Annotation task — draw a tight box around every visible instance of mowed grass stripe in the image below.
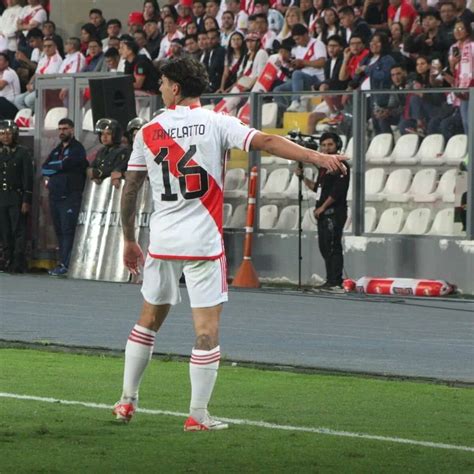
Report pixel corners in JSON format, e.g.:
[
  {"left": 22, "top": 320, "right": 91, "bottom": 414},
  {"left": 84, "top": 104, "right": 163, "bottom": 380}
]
[{"left": 1, "top": 392, "right": 473, "bottom": 453}]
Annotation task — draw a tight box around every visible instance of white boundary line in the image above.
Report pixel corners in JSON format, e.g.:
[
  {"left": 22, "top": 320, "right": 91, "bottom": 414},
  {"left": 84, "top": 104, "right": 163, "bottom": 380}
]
[{"left": 1, "top": 392, "right": 473, "bottom": 453}]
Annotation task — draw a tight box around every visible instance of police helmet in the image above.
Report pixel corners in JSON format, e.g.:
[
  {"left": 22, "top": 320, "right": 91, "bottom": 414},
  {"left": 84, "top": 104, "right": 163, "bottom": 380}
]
[
  {"left": 126, "top": 117, "right": 147, "bottom": 141},
  {"left": 0, "top": 120, "right": 19, "bottom": 143},
  {"left": 319, "top": 132, "right": 343, "bottom": 153},
  {"left": 94, "top": 118, "right": 123, "bottom": 145}
]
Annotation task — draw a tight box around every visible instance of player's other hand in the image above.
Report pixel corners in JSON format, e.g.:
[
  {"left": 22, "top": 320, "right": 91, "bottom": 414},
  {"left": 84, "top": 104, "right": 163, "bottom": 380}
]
[
  {"left": 124, "top": 241, "right": 144, "bottom": 276},
  {"left": 315, "top": 153, "right": 348, "bottom": 174}
]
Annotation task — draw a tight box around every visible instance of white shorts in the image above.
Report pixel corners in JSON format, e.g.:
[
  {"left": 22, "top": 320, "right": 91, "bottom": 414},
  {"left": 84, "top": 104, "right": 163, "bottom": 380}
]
[{"left": 141, "top": 254, "right": 228, "bottom": 308}]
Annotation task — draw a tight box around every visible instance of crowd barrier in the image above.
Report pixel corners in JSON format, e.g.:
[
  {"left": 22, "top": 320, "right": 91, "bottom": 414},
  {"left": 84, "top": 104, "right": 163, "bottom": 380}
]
[{"left": 69, "top": 177, "right": 153, "bottom": 282}]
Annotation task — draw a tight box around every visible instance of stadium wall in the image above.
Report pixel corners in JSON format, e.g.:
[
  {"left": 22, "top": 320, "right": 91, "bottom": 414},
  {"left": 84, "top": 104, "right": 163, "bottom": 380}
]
[
  {"left": 224, "top": 232, "right": 474, "bottom": 294},
  {"left": 50, "top": 0, "right": 143, "bottom": 39}
]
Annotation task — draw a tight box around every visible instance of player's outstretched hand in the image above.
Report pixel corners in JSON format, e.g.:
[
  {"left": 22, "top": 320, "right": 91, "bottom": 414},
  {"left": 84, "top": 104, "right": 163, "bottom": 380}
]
[
  {"left": 124, "top": 241, "right": 145, "bottom": 276},
  {"left": 315, "top": 153, "right": 348, "bottom": 174}
]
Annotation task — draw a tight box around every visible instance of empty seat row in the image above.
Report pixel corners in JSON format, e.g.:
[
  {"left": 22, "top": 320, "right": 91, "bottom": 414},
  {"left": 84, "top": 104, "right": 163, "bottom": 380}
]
[
  {"left": 349, "top": 167, "right": 457, "bottom": 203},
  {"left": 226, "top": 166, "right": 458, "bottom": 204},
  {"left": 224, "top": 167, "right": 317, "bottom": 200},
  {"left": 224, "top": 204, "right": 463, "bottom": 236},
  {"left": 366, "top": 133, "right": 467, "bottom": 166}
]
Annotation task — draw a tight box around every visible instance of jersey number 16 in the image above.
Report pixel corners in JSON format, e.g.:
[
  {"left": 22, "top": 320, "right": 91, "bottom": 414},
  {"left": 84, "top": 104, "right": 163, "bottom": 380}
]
[{"left": 154, "top": 145, "right": 209, "bottom": 201}]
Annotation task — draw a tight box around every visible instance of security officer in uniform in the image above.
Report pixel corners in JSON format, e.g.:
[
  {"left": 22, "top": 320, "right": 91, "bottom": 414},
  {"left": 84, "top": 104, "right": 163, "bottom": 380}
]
[
  {"left": 88, "top": 119, "right": 129, "bottom": 189},
  {"left": 125, "top": 117, "right": 147, "bottom": 148},
  {"left": 0, "top": 120, "right": 34, "bottom": 273},
  {"left": 296, "top": 132, "right": 350, "bottom": 292}
]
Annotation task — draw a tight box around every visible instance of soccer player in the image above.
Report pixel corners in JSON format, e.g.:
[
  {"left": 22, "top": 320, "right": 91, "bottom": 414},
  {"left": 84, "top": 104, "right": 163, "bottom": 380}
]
[{"left": 113, "top": 56, "right": 346, "bottom": 430}]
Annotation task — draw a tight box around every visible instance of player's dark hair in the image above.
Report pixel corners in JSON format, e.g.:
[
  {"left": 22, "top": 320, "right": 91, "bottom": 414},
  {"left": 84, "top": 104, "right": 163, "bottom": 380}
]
[
  {"left": 89, "top": 8, "right": 103, "bottom": 16},
  {"left": 160, "top": 57, "right": 209, "bottom": 98},
  {"left": 0, "top": 52, "right": 10, "bottom": 63}
]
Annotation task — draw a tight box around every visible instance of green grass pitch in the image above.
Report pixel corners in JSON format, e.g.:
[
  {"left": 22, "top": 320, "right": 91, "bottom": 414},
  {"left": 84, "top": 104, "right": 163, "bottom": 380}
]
[{"left": 1, "top": 348, "right": 473, "bottom": 473}]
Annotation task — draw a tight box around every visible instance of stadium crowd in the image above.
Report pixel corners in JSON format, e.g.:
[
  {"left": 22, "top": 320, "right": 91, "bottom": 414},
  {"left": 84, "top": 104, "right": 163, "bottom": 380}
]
[{"left": 0, "top": 0, "right": 473, "bottom": 137}]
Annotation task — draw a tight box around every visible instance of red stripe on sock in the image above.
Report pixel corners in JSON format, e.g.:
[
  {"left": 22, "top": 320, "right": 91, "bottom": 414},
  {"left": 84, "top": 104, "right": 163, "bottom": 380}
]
[
  {"left": 131, "top": 328, "right": 155, "bottom": 341},
  {"left": 190, "top": 356, "right": 221, "bottom": 365},
  {"left": 191, "top": 351, "right": 220, "bottom": 360},
  {"left": 128, "top": 335, "right": 154, "bottom": 347}
]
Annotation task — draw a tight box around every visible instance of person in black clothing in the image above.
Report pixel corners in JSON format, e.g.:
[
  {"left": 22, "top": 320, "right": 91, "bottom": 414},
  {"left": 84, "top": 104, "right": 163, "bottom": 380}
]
[
  {"left": 439, "top": 1, "right": 457, "bottom": 46},
  {"left": 372, "top": 64, "right": 412, "bottom": 134},
  {"left": 0, "top": 121, "right": 34, "bottom": 273},
  {"left": 89, "top": 8, "right": 108, "bottom": 40},
  {"left": 206, "top": 28, "right": 226, "bottom": 92},
  {"left": 339, "top": 6, "right": 372, "bottom": 47},
  {"left": 143, "top": 19, "right": 162, "bottom": 60},
  {"left": 296, "top": 132, "right": 350, "bottom": 292},
  {"left": 42, "top": 119, "right": 88, "bottom": 277},
  {"left": 88, "top": 119, "right": 129, "bottom": 189},
  {"left": 404, "top": 8, "right": 451, "bottom": 63},
  {"left": 120, "top": 39, "right": 160, "bottom": 94}
]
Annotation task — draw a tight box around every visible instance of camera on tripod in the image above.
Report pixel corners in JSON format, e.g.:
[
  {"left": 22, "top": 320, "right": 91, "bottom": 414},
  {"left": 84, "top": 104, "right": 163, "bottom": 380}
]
[{"left": 285, "top": 130, "right": 319, "bottom": 151}]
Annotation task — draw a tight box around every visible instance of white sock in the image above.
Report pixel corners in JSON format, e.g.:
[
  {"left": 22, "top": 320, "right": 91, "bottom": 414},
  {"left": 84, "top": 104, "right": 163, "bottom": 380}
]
[
  {"left": 121, "top": 324, "right": 156, "bottom": 404},
  {"left": 189, "top": 345, "right": 220, "bottom": 422}
]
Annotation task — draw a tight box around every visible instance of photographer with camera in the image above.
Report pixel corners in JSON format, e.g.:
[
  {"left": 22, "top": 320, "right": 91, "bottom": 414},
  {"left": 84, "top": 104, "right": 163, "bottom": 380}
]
[{"left": 295, "top": 132, "right": 350, "bottom": 293}]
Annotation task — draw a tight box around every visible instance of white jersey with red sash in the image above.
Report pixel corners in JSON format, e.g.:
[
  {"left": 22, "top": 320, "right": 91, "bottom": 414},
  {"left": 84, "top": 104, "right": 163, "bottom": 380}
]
[
  {"left": 19, "top": 5, "right": 47, "bottom": 29},
  {"left": 59, "top": 52, "right": 86, "bottom": 74},
  {"left": 36, "top": 52, "right": 62, "bottom": 75},
  {"left": 291, "top": 37, "right": 327, "bottom": 81},
  {"left": 127, "top": 105, "right": 258, "bottom": 259},
  {"left": 451, "top": 40, "right": 474, "bottom": 105},
  {"left": 157, "top": 31, "right": 185, "bottom": 60}
]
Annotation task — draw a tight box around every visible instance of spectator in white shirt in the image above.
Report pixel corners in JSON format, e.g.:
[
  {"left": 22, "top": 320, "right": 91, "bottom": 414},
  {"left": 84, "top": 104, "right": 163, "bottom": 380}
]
[
  {"left": 0, "top": 53, "right": 21, "bottom": 119},
  {"left": 58, "top": 38, "right": 86, "bottom": 103},
  {"left": 14, "top": 38, "right": 62, "bottom": 112},
  {"left": 220, "top": 11, "right": 236, "bottom": 47},
  {"left": 0, "top": 0, "right": 23, "bottom": 53},
  {"left": 252, "top": 13, "right": 277, "bottom": 51},
  {"left": 157, "top": 15, "right": 185, "bottom": 59},
  {"left": 227, "top": 0, "right": 249, "bottom": 33},
  {"left": 102, "top": 19, "right": 122, "bottom": 51},
  {"left": 59, "top": 38, "right": 86, "bottom": 74},
  {"left": 273, "top": 23, "right": 327, "bottom": 112},
  {"left": 16, "top": 0, "right": 47, "bottom": 35}
]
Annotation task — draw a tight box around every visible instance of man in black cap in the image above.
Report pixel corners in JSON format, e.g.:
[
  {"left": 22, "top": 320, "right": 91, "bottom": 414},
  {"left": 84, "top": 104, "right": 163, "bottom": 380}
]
[{"left": 0, "top": 120, "right": 34, "bottom": 273}]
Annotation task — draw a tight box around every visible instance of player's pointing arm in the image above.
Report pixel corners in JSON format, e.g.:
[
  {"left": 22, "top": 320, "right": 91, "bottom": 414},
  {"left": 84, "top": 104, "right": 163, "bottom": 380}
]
[{"left": 250, "top": 132, "right": 347, "bottom": 174}]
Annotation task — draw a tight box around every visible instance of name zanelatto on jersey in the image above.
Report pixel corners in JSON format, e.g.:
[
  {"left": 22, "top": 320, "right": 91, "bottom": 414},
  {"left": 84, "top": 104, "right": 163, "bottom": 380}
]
[{"left": 152, "top": 125, "right": 206, "bottom": 140}]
